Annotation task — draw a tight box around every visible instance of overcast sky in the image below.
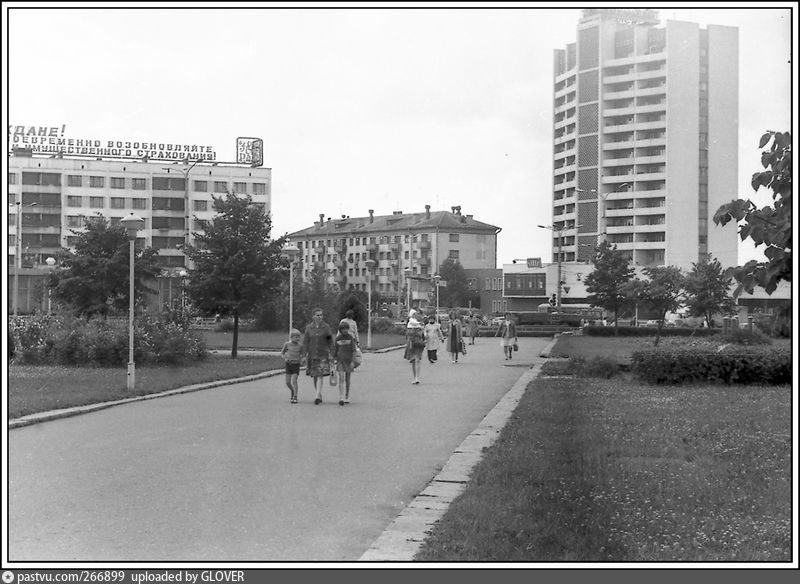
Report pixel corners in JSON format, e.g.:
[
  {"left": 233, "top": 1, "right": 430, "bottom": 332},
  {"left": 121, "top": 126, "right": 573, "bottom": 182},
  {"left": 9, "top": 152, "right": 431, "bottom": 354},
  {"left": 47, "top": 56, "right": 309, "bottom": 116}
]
[{"left": 4, "top": 2, "right": 794, "bottom": 268}]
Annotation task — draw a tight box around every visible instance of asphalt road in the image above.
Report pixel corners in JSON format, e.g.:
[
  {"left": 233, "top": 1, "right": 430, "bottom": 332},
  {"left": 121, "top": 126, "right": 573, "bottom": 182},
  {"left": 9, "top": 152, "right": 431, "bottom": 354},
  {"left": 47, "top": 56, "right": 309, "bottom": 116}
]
[{"left": 8, "top": 336, "right": 549, "bottom": 563}]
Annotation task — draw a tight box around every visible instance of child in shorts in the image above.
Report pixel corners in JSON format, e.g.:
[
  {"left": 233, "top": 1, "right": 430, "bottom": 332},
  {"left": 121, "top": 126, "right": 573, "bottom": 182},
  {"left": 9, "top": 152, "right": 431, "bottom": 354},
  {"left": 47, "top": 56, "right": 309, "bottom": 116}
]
[{"left": 281, "top": 329, "right": 303, "bottom": 403}]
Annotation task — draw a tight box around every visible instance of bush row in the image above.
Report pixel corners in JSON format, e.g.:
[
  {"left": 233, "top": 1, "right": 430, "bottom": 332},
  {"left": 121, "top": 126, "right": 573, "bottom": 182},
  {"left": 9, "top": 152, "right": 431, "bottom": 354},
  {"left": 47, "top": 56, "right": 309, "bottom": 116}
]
[
  {"left": 9, "top": 314, "right": 209, "bottom": 367},
  {"left": 631, "top": 345, "right": 791, "bottom": 385},
  {"left": 583, "top": 325, "right": 721, "bottom": 337}
]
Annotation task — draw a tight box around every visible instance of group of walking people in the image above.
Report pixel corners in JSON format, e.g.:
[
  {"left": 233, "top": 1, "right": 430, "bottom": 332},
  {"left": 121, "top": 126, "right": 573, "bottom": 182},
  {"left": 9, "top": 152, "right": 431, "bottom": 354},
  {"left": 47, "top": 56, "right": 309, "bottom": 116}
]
[
  {"left": 281, "top": 307, "right": 520, "bottom": 400},
  {"left": 280, "top": 308, "right": 360, "bottom": 406}
]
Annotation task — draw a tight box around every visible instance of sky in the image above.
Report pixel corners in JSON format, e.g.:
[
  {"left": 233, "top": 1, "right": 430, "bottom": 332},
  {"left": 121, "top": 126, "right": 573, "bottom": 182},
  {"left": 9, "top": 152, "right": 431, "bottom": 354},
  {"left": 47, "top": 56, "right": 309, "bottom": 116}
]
[{"left": 3, "top": 2, "right": 795, "bottom": 269}]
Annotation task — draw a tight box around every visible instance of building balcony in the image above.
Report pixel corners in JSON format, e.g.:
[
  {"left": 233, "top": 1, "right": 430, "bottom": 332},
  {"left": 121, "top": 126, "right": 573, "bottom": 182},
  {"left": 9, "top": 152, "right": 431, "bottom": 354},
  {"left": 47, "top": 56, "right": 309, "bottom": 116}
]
[
  {"left": 418, "top": 240, "right": 431, "bottom": 250},
  {"left": 366, "top": 243, "right": 379, "bottom": 252},
  {"left": 418, "top": 257, "right": 431, "bottom": 267}
]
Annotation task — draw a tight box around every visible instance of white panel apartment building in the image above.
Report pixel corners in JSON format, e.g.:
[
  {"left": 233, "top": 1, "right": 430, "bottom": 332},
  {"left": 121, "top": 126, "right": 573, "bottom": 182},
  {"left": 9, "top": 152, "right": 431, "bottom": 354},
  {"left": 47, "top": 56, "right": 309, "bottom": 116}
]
[
  {"left": 551, "top": 8, "right": 739, "bottom": 271},
  {"left": 8, "top": 149, "right": 271, "bottom": 312}
]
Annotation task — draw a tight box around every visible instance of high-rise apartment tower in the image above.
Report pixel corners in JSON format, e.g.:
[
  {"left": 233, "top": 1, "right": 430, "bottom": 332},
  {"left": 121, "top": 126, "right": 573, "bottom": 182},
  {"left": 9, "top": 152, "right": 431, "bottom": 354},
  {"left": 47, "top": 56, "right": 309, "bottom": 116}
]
[{"left": 551, "top": 8, "right": 739, "bottom": 270}]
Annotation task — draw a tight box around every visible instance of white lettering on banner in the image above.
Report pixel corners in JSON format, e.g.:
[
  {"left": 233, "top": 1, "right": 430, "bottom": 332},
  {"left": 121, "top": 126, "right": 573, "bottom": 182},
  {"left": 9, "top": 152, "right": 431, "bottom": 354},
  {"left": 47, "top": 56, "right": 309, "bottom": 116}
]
[{"left": 9, "top": 124, "right": 217, "bottom": 161}]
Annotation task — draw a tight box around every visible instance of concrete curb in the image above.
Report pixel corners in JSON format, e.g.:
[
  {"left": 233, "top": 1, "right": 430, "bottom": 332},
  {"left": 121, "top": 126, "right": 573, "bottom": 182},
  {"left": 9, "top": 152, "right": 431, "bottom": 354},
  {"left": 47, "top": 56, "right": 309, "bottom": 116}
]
[
  {"left": 8, "top": 369, "right": 288, "bottom": 430},
  {"left": 358, "top": 362, "right": 542, "bottom": 562},
  {"left": 539, "top": 334, "right": 560, "bottom": 358},
  {"left": 8, "top": 346, "right": 407, "bottom": 430}
]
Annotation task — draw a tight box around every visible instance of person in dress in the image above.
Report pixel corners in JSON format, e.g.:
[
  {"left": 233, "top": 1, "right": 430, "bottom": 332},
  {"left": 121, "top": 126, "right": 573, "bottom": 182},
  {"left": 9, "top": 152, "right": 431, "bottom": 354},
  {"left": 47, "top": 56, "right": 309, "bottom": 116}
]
[
  {"left": 333, "top": 321, "right": 357, "bottom": 405},
  {"left": 404, "top": 310, "right": 426, "bottom": 384},
  {"left": 495, "top": 312, "right": 518, "bottom": 360},
  {"left": 467, "top": 312, "right": 480, "bottom": 345},
  {"left": 424, "top": 315, "right": 444, "bottom": 364},
  {"left": 446, "top": 310, "right": 464, "bottom": 364},
  {"left": 301, "top": 307, "right": 334, "bottom": 405},
  {"left": 338, "top": 309, "right": 360, "bottom": 347}
]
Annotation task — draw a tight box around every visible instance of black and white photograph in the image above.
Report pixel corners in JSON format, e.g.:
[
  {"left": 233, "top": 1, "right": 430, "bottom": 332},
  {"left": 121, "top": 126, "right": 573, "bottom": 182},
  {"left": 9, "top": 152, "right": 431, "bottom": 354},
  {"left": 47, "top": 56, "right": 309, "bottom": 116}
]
[{"left": 3, "top": 1, "right": 796, "bottom": 573}]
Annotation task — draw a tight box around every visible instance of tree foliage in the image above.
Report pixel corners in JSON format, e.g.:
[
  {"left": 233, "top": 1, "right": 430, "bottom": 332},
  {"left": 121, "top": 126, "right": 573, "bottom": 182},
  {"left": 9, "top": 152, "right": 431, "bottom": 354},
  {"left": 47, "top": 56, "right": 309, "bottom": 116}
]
[
  {"left": 584, "top": 241, "right": 634, "bottom": 330},
  {"left": 46, "top": 215, "right": 160, "bottom": 318},
  {"left": 437, "top": 258, "right": 470, "bottom": 308},
  {"left": 641, "top": 265, "right": 685, "bottom": 346},
  {"left": 183, "top": 193, "right": 286, "bottom": 357},
  {"left": 683, "top": 255, "right": 737, "bottom": 327},
  {"left": 713, "top": 130, "right": 792, "bottom": 297}
]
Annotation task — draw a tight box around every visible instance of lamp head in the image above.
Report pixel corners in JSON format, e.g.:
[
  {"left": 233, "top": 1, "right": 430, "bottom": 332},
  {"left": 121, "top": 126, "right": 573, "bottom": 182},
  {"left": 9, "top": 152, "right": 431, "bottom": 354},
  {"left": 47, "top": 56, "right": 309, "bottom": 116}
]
[{"left": 120, "top": 213, "right": 145, "bottom": 240}]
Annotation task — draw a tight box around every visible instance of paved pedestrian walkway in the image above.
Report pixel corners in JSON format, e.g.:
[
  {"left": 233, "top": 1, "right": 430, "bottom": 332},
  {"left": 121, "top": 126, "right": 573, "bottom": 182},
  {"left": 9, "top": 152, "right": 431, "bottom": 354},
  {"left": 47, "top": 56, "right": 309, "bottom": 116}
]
[{"left": 8, "top": 335, "right": 555, "bottom": 563}]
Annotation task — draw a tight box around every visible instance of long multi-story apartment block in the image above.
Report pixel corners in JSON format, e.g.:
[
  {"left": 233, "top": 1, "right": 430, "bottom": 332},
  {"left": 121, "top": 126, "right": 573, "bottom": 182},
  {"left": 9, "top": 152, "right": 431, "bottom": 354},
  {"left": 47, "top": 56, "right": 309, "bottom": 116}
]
[
  {"left": 8, "top": 146, "right": 270, "bottom": 312},
  {"left": 551, "top": 8, "right": 739, "bottom": 270},
  {"left": 287, "top": 205, "right": 500, "bottom": 309}
]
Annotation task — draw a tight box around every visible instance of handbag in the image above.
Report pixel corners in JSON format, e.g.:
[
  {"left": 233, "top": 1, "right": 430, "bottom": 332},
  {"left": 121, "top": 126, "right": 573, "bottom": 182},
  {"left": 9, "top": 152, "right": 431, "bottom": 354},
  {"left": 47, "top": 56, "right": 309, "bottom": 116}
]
[
  {"left": 513, "top": 340, "right": 519, "bottom": 352},
  {"left": 353, "top": 346, "right": 363, "bottom": 368},
  {"left": 461, "top": 339, "right": 467, "bottom": 355},
  {"left": 329, "top": 368, "right": 338, "bottom": 386}
]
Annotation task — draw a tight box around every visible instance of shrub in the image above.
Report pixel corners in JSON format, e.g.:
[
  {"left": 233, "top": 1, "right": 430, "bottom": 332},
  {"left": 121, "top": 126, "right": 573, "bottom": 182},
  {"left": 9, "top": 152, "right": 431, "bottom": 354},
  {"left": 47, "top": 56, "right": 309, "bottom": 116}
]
[
  {"left": 9, "top": 314, "right": 208, "bottom": 367},
  {"left": 721, "top": 327, "right": 772, "bottom": 346},
  {"left": 583, "top": 325, "right": 720, "bottom": 338},
  {"left": 371, "top": 316, "right": 401, "bottom": 334},
  {"left": 577, "top": 356, "right": 619, "bottom": 379},
  {"left": 631, "top": 344, "right": 791, "bottom": 385}
]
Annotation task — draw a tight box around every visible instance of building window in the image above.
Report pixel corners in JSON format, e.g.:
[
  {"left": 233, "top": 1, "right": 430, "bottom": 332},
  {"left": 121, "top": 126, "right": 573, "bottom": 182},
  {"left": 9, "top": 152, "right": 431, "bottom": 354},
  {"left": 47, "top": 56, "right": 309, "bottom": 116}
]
[
  {"left": 486, "top": 278, "right": 491, "bottom": 290},
  {"left": 22, "top": 172, "right": 61, "bottom": 186},
  {"left": 194, "top": 200, "right": 208, "bottom": 211},
  {"left": 67, "top": 175, "right": 82, "bottom": 187},
  {"left": 110, "top": 177, "right": 125, "bottom": 189},
  {"left": 448, "top": 250, "right": 459, "bottom": 259},
  {"left": 194, "top": 180, "right": 208, "bottom": 192},
  {"left": 152, "top": 197, "right": 185, "bottom": 211},
  {"left": 132, "top": 178, "right": 147, "bottom": 190},
  {"left": 9, "top": 173, "right": 17, "bottom": 184},
  {"left": 89, "top": 176, "right": 105, "bottom": 188},
  {"left": 132, "top": 198, "right": 147, "bottom": 209},
  {"left": 214, "top": 181, "right": 228, "bottom": 193},
  {"left": 252, "top": 182, "right": 267, "bottom": 194},
  {"left": 67, "top": 196, "right": 83, "bottom": 207},
  {"left": 66, "top": 216, "right": 84, "bottom": 228},
  {"left": 90, "top": 196, "right": 104, "bottom": 208},
  {"left": 152, "top": 177, "right": 185, "bottom": 191},
  {"left": 233, "top": 182, "right": 247, "bottom": 193},
  {"left": 110, "top": 197, "right": 125, "bottom": 209},
  {"left": 449, "top": 233, "right": 460, "bottom": 242}
]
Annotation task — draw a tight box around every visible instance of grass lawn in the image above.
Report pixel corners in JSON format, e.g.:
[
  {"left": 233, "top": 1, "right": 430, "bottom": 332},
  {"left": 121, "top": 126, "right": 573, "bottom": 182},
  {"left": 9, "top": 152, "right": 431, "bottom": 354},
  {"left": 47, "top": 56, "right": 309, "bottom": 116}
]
[
  {"left": 201, "top": 330, "right": 404, "bottom": 351},
  {"left": 8, "top": 354, "right": 284, "bottom": 419},
  {"left": 415, "top": 372, "right": 792, "bottom": 562}
]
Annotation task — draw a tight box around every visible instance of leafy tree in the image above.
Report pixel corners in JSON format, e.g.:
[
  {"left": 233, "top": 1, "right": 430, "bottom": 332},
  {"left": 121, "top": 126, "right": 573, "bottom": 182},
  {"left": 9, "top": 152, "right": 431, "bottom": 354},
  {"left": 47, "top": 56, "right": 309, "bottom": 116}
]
[
  {"left": 684, "top": 255, "right": 737, "bottom": 327},
  {"left": 292, "top": 263, "right": 342, "bottom": 330},
  {"left": 183, "top": 193, "right": 286, "bottom": 358},
  {"left": 641, "top": 265, "right": 685, "bottom": 346},
  {"left": 714, "top": 131, "right": 792, "bottom": 296},
  {"left": 584, "top": 241, "right": 634, "bottom": 333},
  {"left": 46, "top": 215, "right": 159, "bottom": 318},
  {"left": 437, "top": 259, "right": 470, "bottom": 308},
  {"left": 620, "top": 277, "right": 648, "bottom": 326}
]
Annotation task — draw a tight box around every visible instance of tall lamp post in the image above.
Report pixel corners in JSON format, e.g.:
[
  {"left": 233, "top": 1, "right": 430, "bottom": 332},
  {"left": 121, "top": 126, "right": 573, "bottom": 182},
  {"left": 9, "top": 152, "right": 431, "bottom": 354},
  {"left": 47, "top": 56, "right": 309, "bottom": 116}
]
[
  {"left": 12, "top": 201, "right": 37, "bottom": 316},
  {"left": 45, "top": 257, "right": 56, "bottom": 314},
  {"left": 179, "top": 269, "right": 188, "bottom": 313},
  {"left": 365, "top": 259, "right": 376, "bottom": 349},
  {"left": 120, "top": 213, "right": 145, "bottom": 391},
  {"left": 404, "top": 268, "right": 412, "bottom": 314},
  {"left": 281, "top": 243, "right": 300, "bottom": 335},
  {"left": 163, "top": 158, "right": 204, "bottom": 258},
  {"left": 432, "top": 274, "right": 441, "bottom": 322}
]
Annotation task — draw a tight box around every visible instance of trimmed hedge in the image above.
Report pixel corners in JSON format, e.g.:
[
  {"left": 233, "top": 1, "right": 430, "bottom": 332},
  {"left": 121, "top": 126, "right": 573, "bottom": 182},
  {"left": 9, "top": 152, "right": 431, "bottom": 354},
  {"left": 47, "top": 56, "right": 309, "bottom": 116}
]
[
  {"left": 583, "top": 325, "right": 721, "bottom": 337},
  {"left": 631, "top": 344, "right": 791, "bottom": 385}
]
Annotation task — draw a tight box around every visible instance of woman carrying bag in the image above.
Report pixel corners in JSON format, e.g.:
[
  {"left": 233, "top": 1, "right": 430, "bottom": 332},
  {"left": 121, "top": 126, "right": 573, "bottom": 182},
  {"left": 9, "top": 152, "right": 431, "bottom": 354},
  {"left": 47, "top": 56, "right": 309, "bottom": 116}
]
[{"left": 495, "top": 312, "right": 518, "bottom": 361}]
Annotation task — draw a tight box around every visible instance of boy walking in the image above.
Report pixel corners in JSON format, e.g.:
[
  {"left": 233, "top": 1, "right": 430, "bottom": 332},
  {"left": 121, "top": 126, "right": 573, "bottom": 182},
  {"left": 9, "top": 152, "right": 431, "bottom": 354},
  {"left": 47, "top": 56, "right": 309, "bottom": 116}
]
[{"left": 281, "top": 329, "right": 304, "bottom": 403}]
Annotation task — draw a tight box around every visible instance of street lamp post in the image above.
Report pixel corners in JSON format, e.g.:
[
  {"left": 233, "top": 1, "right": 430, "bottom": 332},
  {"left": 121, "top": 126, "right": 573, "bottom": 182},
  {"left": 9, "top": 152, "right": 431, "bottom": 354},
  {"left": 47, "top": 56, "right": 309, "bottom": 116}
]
[
  {"left": 163, "top": 158, "right": 203, "bottom": 261},
  {"left": 45, "top": 257, "right": 56, "bottom": 314},
  {"left": 404, "top": 268, "right": 412, "bottom": 313},
  {"left": 281, "top": 243, "right": 300, "bottom": 335},
  {"left": 432, "top": 274, "right": 441, "bottom": 322},
  {"left": 179, "top": 269, "right": 188, "bottom": 313},
  {"left": 12, "top": 201, "right": 37, "bottom": 316},
  {"left": 365, "top": 259, "right": 376, "bottom": 349},
  {"left": 120, "top": 213, "right": 145, "bottom": 391}
]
